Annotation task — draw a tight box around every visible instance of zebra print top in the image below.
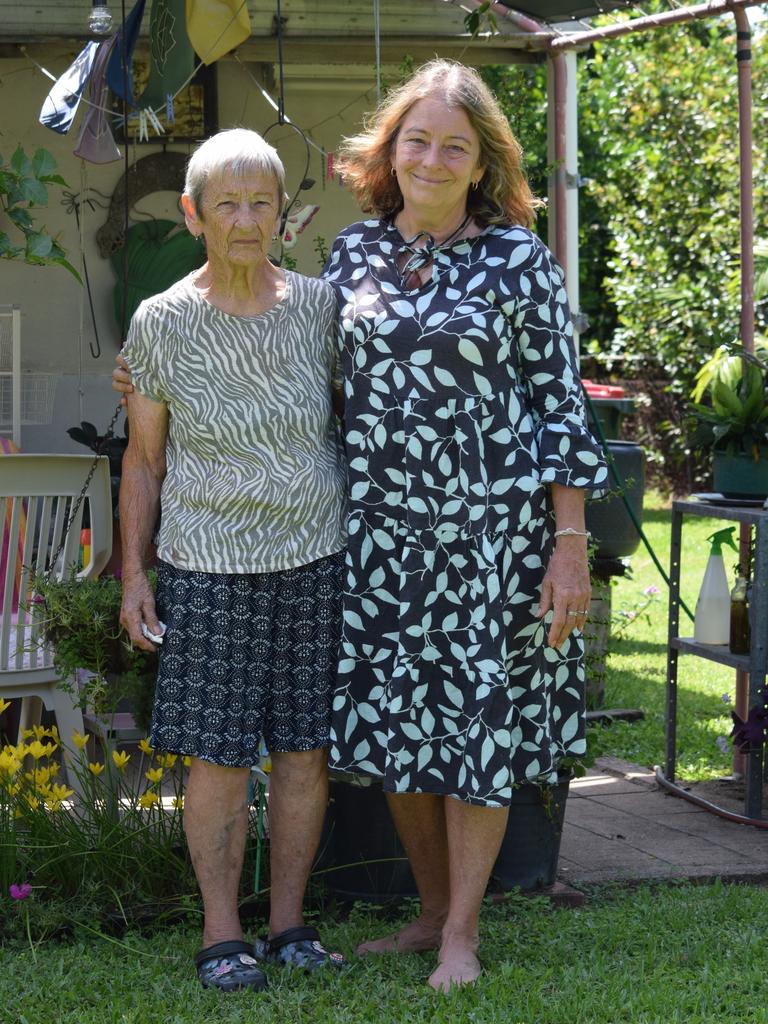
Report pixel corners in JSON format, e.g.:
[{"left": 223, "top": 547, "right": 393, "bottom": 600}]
[{"left": 122, "top": 270, "right": 347, "bottom": 574}]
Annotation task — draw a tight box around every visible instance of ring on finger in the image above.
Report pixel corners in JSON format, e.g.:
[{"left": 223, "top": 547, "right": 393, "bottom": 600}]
[{"left": 566, "top": 610, "right": 589, "bottom": 617}]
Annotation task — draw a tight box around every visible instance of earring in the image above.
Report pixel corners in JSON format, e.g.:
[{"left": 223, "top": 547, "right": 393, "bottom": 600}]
[
  {"left": 391, "top": 167, "right": 396, "bottom": 177},
  {"left": 471, "top": 180, "right": 479, "bottom": 191}
]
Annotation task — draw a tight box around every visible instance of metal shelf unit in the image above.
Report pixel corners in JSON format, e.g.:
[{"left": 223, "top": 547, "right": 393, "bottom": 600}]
[{"left": 664, "top": 500, "right": 768, "bottom": 819}]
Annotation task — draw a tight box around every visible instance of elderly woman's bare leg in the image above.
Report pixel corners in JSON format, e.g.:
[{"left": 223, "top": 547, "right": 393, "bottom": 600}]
[
  {"left": 356, "top": 792, "right": 449, "bottom": 954},
  {"left": 428, "top": 798, "right": 509, "bottom": 992},
  {"left": 266, "top": 748, "right": 329, "bottom": 936},
  {"left": 184, "top": 759, "right": 251, "bottom": 946}
]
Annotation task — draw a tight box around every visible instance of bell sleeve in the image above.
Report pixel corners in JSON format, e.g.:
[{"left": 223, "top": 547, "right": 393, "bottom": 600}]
[{"left": 511, "top": 238, "right": 608, "bottom": 494}]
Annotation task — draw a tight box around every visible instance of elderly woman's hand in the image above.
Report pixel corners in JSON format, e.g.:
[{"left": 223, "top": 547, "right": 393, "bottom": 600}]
[
  {"left": 120, "top": 570, "right": 163, "bottom": 653},
  {"left": 112, "top": 354, "right": 133, "bottom": 404},
  {"left": 537, "top": 537, "right": 591, "bottom": 649}
]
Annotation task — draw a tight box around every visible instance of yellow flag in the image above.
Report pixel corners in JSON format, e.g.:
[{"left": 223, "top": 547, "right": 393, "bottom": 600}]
[{"left": 186, "top": 0, "right": 251, "bottom": 65}]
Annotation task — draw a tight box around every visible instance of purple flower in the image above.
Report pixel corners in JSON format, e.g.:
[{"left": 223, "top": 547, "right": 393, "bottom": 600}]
[
  {"left": 730, "top": 705, "right": 768, "bottom": 751},
  {"left": 643, "top": 584, "right": 660, "bottom": 596},
  {"left": 9, "top": 883, "right": 32, "bottom": 901},
  {"left": 721, "top": 693, "right": 732, "bottom": 704},
  {"left": 716, "top": 736, "right": 730, "bottom": 754}
]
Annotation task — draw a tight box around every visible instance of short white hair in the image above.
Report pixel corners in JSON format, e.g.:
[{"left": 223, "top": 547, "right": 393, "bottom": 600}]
[{"left": 184, "top": 128, "right": 287, "bottom": 216}]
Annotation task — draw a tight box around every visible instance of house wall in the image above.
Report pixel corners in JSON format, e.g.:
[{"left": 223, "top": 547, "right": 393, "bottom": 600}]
[{"left": 0, "top": 49, "right": 377, "bottom": 452}]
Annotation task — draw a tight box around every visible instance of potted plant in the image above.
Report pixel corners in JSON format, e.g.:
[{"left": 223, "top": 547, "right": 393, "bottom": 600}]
[
  {"left": 688, "top": 343, "right": 768, "bottom": 498},
  {"left": 31, "top": 571, "right": 157, "bottom": 733}
]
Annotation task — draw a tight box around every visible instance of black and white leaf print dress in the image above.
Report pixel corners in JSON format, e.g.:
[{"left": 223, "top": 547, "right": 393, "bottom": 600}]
[{"left": 323, "top": 220, "right": 608, "bottom": 807}]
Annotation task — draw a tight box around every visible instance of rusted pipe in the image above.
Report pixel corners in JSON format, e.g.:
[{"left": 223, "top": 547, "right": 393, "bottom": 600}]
[
  {"left": 446, "top": 0, "right": 552, "bottom": 49},
  {"left": 548, "top": 0, "right": 762, "bottom": 51},
  {"left": 734, "top": 6, "right": 754, "bottom": 354},
  {"left": 732, "top": 5, "right": 754, "bottom": 778}
]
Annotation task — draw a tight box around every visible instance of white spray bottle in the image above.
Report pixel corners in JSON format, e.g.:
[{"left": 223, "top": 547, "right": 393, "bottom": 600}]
[{"left": 693, "top": 526, "right": 738, "bottom": 644}]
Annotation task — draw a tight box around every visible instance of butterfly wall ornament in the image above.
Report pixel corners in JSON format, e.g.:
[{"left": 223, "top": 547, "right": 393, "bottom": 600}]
[{"left": 281, "top": 204, "right": 320, "bottom": 250}]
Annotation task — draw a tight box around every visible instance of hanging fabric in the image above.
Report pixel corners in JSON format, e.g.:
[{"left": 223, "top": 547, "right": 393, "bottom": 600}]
[
  {"left": 39, "top": 42, "right": 100, "bottom": 134},
  {"left": 74, "top": 35, "right": 122, "bottom": 163},
  {"left": 138, "top": 0, "right": 196, "bottom": 112},
  {"left": 186, "top": 0, "right": 252, "bottom": 66},
  {"left": 107, "top": 0, "right": 148, "bottom": 104}
]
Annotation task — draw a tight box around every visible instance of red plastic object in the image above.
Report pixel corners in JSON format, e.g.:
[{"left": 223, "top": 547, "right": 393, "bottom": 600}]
[{"left": 582, "top": 379, "right": 626, "bottom": 399}]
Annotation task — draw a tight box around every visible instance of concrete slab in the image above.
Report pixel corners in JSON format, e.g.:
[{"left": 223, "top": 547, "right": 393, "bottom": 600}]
[
  {"left": 558, "top": 757, "right": 768, "bottom": 887},
  {"left": 585, "top": 790, "right": 712, "bottom": 817}
]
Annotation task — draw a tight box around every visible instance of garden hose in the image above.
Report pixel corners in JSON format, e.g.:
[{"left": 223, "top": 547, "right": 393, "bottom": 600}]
[{"left": 582, "top": 390, "right": 696, "bottom": 624}]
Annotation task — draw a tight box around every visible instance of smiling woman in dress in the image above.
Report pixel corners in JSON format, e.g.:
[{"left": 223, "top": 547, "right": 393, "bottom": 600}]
[{"left": 322, "top": 60, "right": 607, "bottom": 990}]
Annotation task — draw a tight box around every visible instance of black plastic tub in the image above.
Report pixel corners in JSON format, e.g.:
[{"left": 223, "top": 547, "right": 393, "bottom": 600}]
[{"left": 320, "top": 774, "right": 571, "bottom": 902}]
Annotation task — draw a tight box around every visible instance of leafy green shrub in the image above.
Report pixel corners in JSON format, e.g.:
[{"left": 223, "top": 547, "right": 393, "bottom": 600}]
[{"left": 0, "top": 146, "right": 79, "bottom": 280}]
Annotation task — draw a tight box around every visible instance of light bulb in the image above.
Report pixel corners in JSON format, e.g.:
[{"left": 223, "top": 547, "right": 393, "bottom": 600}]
[{"left": 88, "top": 4, "right": 113, "bottom": 35}]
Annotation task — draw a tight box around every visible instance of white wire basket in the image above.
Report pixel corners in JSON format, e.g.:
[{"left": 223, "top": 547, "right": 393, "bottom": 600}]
[{"left": 0, "top": 372, "right": 60, "bottom": 426}]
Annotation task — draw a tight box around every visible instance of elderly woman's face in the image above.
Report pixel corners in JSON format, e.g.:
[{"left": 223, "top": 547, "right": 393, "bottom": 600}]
[
  {"left": 186, "top": 169, "right": 281, "bottom": 268},
  {"left": 392, "top": 96, "right": 484, "bottom": 218}
]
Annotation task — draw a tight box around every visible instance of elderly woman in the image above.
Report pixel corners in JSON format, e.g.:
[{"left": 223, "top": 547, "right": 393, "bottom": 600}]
[
  {"left": 321, "top": 59, "right": 607, "bottom": 990},
  {"left": 119, "top": 128, "right": 347, "bottom": 992}
]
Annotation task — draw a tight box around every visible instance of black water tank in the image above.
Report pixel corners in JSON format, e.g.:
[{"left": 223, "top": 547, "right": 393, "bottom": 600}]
[{"left": 586, "top": 440, "right": 645, "bottom": 558}]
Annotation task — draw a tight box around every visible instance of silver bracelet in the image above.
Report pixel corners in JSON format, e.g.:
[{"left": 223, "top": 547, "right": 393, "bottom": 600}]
[{"left": 554, "top": 528, "right": 591, "bottom": 539}]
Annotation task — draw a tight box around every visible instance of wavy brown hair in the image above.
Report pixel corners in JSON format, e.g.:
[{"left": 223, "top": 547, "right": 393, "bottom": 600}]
[{"left": 337, "top": 60, "right": 541, "bottom": 228}]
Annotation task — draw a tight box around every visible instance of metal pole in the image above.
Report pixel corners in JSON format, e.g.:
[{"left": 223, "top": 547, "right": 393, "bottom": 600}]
[
  {"left": 548, "top": 0, "right": 762, "bottom": 51},
  {"left": 732, "top": 5, "right": 754, "bottom": 780}
]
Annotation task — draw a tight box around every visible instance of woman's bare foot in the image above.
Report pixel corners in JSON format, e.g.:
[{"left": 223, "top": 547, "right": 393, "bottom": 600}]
[
  {"left": 356, "top": 916, "right": 443, "bottom": 955},
  {"left": 427, "top": 934, "right": 481, "bottom": 992}
]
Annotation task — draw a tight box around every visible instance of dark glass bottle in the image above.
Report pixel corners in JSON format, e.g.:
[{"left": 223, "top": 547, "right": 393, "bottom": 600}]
[{"left": 729, "top": 577, "right": 750, "bottom": 655}]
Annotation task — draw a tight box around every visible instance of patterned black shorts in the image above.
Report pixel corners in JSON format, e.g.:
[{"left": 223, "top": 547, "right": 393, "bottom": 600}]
[{"left": 150, "top": 551, "right": 344, "bottom": 766}]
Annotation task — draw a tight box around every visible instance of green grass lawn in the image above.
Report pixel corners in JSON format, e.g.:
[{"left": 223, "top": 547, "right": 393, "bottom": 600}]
[
  {"left": 590, "top": 493, "right": 741, "bottom": 781},
  {"left": 3, "top": 491, "right": 763, "bottom": 1023},
  {"left": 3, "top": 883, "right": 768, "bottom": 1023}
]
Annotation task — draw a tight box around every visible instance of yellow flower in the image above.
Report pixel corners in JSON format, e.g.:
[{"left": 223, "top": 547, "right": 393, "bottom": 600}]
[
  {"left": 157, "top": 753, "right": 177, "bottom": 770},
  {"left": 112, "top": 750, "right": 131, "bottom": 771},
  {"left": 48, "top": 782, "right": 74, "bottom": 802},
  {"left": 45, "top": 798, "right": 64, "bottom": 812},
  {"left": 138, "top": 791, "right": 160, "bottom": 809},
  {"left": 26, "top": 740, "right": 48, "bottom": 761},
  {"left": 182, "top": 756, "right": 191, "bottom": 768},
  {"left": 48, "top": 724, "right": 60, "bottom": 741},
  {"left": 24, "top": 793, "right": 40, "bottom": 810},
  {"left": 0, "top": 750, "right": 21, "bottom": 778},
  {"left": 25, "top": 765, "right": 53, "bottom": 789},
  {"left": 0, "top": 697, "right": 11, "bottom": 716},
  {"left": 88, "top": 762, "right": 105, "bottom": 777},
  {"left": 145, "top": 767, "right": 164, "bottom": 785},
  {"left": 71, "top": 731, "right": 90, "bottom": 751},
  {"left": 31, "top": 725, "right": 47, "bottom": 740},
  {"left": 138, "top": 738, "right": 154, "bottom": 756},
  {"left": 172, "top": 796, "right": 184, "bottom": 810}
]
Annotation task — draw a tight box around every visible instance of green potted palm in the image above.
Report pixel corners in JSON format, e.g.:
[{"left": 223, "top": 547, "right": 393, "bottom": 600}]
[{"left": 688, "top": 343, "right": 768, "bottom": 498}]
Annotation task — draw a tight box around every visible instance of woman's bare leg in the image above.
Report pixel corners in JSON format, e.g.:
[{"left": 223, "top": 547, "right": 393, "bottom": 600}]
[
  {"left": 356, "top": 792, "right": 450, "bottom": 954},
  {"left": 428, "top": 797, "right": 509, "bottom": 992}
]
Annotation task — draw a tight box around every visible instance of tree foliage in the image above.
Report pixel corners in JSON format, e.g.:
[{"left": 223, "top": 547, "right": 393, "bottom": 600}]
[
  {"left": 579, "top": 17, "right": 767, "bottom": 386},
  {"left": 483, "top": 18, "right": 767, "bottom": 482}
]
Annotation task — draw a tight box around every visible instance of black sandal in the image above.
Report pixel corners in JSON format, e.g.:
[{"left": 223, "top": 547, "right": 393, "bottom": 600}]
[
  {"left": 195, "top": 940, "right": 268, "bottom": 992},
  {"left": 253, "top": 926, "right": 348, "bottom": 972}
]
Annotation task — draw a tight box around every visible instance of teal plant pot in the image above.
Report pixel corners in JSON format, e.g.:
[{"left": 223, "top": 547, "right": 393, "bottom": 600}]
[{"left": 713, "top": 449, "right": 768, "bottom": 498}]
